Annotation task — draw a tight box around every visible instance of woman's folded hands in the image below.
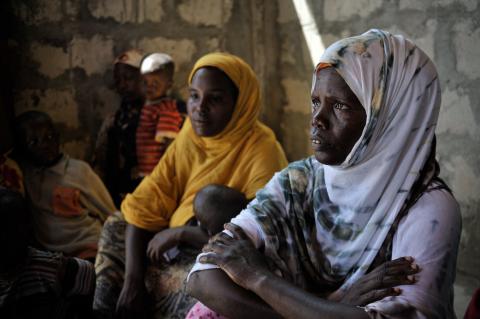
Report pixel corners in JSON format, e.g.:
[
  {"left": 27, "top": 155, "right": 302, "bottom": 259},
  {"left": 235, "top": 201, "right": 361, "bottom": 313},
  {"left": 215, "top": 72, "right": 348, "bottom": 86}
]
[{"left": 200, "top": 223, "right": 421, "bottom": 307}]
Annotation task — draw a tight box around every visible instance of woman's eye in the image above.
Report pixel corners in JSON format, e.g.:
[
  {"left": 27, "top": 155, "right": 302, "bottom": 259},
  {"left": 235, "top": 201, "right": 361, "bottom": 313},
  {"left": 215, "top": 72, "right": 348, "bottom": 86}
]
[
  {"left": 334, "top": 102, "right": 349, "bottom": 110},
  {"left": 211, "top": 95, "right": 223, "bottom": 103},
  {"left": 312, "top": 100, "right": 320, "bottom": 109},
  {"left": 189, "top": 92, "right": 199, "bottom": 100}
]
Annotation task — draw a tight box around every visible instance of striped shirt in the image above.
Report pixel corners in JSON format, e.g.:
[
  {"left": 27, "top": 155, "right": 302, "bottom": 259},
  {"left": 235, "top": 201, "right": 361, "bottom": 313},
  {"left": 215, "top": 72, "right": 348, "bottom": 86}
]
[
  {"left": 136, "top": 98, "right": 183, "bottom": 176},
  {"left": 0, "top": 247, "right": 95, "bottom": 307}
]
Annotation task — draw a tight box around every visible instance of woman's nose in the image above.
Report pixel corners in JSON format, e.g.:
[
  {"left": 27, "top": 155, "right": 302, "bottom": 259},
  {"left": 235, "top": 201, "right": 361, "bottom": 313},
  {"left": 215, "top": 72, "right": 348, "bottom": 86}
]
[
  {"left": 197, "top": 98, "right": 208, "bottom": 114},
  {"left": 312, "top": 105, "right": 329, "bottom": 130}
]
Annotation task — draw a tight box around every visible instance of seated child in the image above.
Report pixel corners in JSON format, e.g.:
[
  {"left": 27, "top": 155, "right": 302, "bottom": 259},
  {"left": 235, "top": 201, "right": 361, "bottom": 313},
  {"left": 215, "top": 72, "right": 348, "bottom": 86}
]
[
  {"left": 184, "top": 185, "right": 249, "bottom": 319},
  {"left": 13, "top": 111, "right": 116, "bottom": 260},
  {"left": 136, "top": 52, "right": 184, "bottom": 177},
  {"left": 0, "top": 187, "right": 95, "bottom": 319}
]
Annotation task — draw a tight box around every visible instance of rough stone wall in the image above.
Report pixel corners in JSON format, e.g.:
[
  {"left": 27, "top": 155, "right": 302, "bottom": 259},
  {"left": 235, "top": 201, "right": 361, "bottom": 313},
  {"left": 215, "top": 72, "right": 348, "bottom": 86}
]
[{"left": 6, "top": 0, "right": 283, "bottom": 160}]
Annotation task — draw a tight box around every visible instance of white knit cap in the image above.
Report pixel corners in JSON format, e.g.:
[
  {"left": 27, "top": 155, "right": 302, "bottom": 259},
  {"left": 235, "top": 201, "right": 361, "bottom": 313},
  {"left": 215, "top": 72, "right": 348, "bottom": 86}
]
[{"left": 140, "top": 53, "right": 173, "bottom": 74}]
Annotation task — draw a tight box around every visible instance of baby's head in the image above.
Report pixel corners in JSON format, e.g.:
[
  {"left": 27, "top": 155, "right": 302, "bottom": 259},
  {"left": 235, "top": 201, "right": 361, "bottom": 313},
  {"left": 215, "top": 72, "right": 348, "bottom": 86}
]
[
  {"left": 14, "top": 111, "right": 61, "bottom": 167},
  {"left": 0, "top": 187, "right": 31, "bottom": 272},
  {"left": 140, "top": 53, "right": 175, "bottom": 101},
  {"left": 193, "top": 184, "right": 248, "bottom": 236}
]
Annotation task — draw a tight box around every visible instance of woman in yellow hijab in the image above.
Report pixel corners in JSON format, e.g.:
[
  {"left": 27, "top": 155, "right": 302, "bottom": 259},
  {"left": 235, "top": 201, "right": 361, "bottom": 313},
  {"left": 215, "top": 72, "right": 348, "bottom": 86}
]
[{"left": 93, "top": 52, "right": 287, "bottom": 319}]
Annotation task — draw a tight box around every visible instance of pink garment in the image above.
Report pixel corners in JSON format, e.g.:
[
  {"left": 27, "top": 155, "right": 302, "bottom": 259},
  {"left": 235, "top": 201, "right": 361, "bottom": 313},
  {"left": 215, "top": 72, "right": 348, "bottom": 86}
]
[{"left": 186, "top": 302, "right": 228, "bottom": 319}]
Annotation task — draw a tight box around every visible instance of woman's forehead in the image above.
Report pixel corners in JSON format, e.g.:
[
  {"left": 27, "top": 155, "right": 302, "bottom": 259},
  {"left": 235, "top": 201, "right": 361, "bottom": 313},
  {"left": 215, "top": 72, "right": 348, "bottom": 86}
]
[
  {"left": 191, "top": 67, "right": 235, "bottom": 91},
  {"left": 312, "top": 68, "right": 352, "bottom": 95}
]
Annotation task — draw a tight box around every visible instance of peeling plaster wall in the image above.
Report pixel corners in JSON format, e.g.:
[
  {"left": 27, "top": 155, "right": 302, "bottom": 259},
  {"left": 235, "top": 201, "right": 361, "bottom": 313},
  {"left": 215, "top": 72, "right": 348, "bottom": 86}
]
[{"left": 7, "top": 0, "right": 282, "bottom": 160}]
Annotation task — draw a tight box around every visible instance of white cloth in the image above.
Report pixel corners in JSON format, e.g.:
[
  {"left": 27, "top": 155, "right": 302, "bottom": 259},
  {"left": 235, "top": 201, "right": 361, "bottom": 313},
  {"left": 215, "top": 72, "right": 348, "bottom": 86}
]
[
  {"left": 140, "top": 53, "right": 173, "bottom": 74},
  {"left": 316, "top": 29, "right": 442, "bottom": 288}
]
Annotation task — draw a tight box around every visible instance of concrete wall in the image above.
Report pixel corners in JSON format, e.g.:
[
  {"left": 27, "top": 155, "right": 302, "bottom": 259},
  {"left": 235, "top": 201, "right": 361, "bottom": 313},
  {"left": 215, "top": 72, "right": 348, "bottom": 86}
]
[{"left": 6, "top": 0, "right": 480, "bottom": 312}]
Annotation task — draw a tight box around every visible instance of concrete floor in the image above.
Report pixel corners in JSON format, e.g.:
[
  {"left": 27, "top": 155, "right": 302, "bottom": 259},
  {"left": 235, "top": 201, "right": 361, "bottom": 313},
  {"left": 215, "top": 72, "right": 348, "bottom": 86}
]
[{"left": 454, "top": 272, "right": 479, "bottom": 317}]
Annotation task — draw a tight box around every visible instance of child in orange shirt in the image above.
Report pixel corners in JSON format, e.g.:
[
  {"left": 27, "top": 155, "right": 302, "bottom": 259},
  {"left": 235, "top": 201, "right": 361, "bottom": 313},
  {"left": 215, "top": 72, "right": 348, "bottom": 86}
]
[{"left": 136, "top": 53, "right": 184, "bottom": 177}]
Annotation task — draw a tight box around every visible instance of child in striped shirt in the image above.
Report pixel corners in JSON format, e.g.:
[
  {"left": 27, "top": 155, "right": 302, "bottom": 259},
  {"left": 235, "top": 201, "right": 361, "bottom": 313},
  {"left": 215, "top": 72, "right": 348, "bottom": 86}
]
[{"left": 137, "top": 53, "right": 184, "bottom": 177}]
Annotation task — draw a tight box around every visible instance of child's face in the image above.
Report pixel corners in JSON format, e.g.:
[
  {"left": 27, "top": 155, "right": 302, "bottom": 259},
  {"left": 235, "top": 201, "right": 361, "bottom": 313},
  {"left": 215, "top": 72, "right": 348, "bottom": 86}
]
[
  {"left": 196, "top": 213, "right": 225, "bottom": 237},
  {"left": 142, "top": 70, "right": 172, "bottom": 101},
  {"left": 114, "top": 63, "right": 142, "bottom": 99},
  {"left": 20, "top": 118, "right": 60, "bottom": 166}
]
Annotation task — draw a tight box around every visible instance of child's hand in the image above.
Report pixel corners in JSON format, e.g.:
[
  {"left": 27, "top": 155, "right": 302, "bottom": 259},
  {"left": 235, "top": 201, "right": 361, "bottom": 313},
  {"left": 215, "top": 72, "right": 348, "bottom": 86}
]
[{"left": 146, "top": 227, "right": 182, "bottom": 264}]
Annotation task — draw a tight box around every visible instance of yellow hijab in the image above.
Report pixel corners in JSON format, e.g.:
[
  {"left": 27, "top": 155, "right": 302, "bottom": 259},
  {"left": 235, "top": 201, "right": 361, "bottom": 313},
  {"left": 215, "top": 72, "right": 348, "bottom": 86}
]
[{"left": 122, "top": 52, "right": 287, "bottom": 231}]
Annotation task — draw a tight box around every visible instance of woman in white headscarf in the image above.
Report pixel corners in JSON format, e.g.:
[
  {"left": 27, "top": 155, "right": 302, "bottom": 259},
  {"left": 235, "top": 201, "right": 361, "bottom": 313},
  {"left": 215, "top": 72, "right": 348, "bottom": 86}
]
[{"left": 187, "top": 29, "right": 461, "bottom": 318}]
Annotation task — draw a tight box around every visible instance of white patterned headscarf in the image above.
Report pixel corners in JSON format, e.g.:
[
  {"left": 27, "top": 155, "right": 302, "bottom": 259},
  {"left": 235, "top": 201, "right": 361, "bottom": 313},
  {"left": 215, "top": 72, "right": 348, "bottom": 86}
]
[
  {"left": 319, "top": 28, "right": 440, "bottom": 290},
  {"left": 244, "top": 29, "right": 441, "bottom": 294}
]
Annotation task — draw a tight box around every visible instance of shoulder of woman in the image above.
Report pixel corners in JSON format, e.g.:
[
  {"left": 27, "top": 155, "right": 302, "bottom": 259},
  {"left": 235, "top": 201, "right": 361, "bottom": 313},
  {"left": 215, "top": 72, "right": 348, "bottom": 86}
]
[
  {"left": 417, "top": 186, "right": 460, "bottom": 219},
  {"left": 400, "top": 186, "right": 462, "bottom": 237}
]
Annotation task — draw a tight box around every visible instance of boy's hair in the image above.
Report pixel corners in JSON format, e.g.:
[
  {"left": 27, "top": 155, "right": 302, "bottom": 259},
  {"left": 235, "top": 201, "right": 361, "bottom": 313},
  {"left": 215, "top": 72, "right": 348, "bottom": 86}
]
[
  {"left": 140, "top": 53, "right": 175, "bottom": 80},
  {"left": 14, "top": 110, "right": 53, "bottom": 136}
]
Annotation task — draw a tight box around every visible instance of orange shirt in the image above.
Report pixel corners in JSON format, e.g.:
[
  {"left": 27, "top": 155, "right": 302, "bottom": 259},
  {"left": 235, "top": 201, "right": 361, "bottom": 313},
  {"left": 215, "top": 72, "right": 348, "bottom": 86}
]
[{"left": 136, "top": 98, "right": 183, "bottom": 177}]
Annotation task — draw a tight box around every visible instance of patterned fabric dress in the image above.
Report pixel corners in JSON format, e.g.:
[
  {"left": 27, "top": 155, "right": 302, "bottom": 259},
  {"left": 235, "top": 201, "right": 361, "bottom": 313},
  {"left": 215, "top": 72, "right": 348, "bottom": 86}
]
[{"left": 93, "top": 212, "right": 197, "bottom": 319}]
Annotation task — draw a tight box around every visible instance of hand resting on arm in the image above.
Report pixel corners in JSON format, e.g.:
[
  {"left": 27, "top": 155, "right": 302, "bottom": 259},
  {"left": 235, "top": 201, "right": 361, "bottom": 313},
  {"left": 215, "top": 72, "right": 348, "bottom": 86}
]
[{"left": 192, "top": 223, "right": 420, "bottom": 319}]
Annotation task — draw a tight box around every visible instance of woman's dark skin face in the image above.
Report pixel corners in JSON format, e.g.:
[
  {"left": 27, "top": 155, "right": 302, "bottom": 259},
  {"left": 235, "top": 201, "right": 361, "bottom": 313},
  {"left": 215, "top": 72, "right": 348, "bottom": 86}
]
[
  {"left": 188, "top": 67, "right": 237, "bottom": 137},
  {"left": 310, "top": 67, "right": 366, "bottom": 165}
]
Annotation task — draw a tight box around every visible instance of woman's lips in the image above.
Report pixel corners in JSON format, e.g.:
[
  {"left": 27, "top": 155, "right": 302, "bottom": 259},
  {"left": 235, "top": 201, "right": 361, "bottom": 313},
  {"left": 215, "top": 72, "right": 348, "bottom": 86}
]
[
  {"left": 311, "top": 137, "right": 333, "bottom": 150},
  {"left": 192, "top": 118, "right": 210, "bottom": 126}
]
